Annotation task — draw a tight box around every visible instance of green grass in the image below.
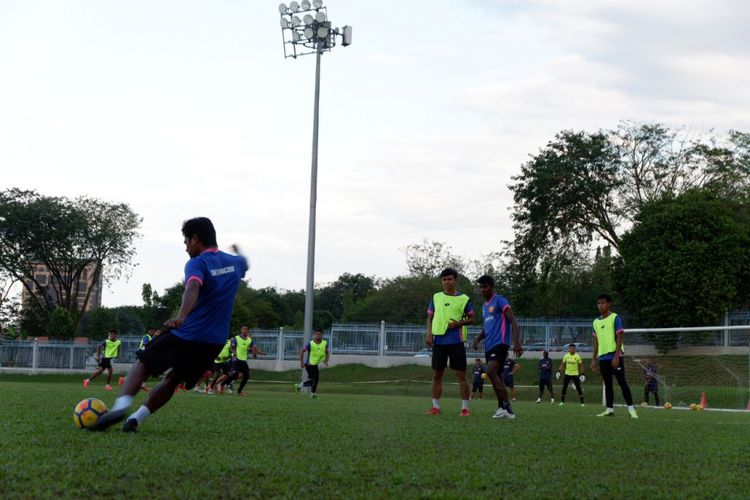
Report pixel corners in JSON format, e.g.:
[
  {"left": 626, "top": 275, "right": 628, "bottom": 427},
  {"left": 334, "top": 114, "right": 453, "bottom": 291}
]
[{"left": 1, "top": 371, "right": 750, "bottom": 498}]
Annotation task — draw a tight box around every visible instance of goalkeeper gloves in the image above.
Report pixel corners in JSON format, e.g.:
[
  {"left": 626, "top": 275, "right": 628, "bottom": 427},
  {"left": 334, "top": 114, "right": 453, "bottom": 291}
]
[
  {"left": 555, "top": 371, "right": 561, "bottom": 380},
  {"left": 579, "top": 375, "right": 586, "bottom": 383}
]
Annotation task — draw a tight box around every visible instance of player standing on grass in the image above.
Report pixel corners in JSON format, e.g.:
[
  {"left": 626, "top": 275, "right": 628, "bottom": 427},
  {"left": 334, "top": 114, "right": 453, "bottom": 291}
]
[
  {"left": 472, "top": 275, "right": 523, "bottom": 419},
  {"left": 502, "top": 357, "right": 521, "bottom": 402},
  {"left": 642, "top": 359, "right": 660, "bottom": 406},
  {"left": 590, "top": 293, "right": 638, "bottom": 418},
  {"left": 91, "top": 217, "right": 248, "bottom": 432},
  {"left": 297, "top": 328, "right": 330, "bottom": 398},
  {"left": 557, "top": 343, "right": 585, "bottom": 406},
  {"left": 210, "top": 338, "right": 233, "bottom": 393},
  {"left": 83, "top": 329, "right": 121, "bottom": 390},
  {"left": 221, "top": 325, "right": 266, "bottom": 397},
  {"left": 471, "top": 358, "right": 485, "bottom": 400},
  {"left": 536, "top": 350, "right": 555, "bottom": 403},
  {"left": 425, "top": 268, "right": 475, "bottom": 416}
]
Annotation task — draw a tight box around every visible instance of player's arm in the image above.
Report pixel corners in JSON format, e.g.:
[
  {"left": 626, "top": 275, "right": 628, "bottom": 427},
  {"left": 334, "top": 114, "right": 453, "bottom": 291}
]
[
  {"left": 251, "top": 344, "right": 266, "bottom": 358},
  {"left": 324, "top": 347, "right": 330, "bottom": 367},
  {"left": 578, "top": 360, "right": 584, "bottom": 375},
  {"left": 512, "top": 362, "right": 521, "bottom": 375},
  {"left": 591, "top": 334, "right": 598, "bottom": 372},
  {"left": 300, "top": 344, "right": 308, "bottom": 368},
  {"left": 230, "top": 338, "right": 238, "bottom": 360},
  {"left": 472, "top": 330, "right": 485, "bottom": 351},
  {"left": 505, "top": 306, "right": 523, "bottom": 357},
  {"left": 165, "top": 279, "right": 201, "bottom": 329},
  {"left": 612, "top": 330, "right": 624, "bottom": 368},
  {"left": 426, "top": 315, "right": 434, "bottom": 347},
  {"left": 95, "top": 341, "right": 103, "bottom": 360}
]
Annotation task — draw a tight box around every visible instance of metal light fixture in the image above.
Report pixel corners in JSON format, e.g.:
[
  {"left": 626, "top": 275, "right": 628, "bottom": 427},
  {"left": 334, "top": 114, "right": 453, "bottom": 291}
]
[{"left": 277, "top": 2, "right": 353, "bottom": 378}]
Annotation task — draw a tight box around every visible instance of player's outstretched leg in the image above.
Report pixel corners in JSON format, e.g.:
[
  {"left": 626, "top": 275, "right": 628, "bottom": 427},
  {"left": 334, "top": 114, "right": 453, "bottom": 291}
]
[
  {"left": 123, "top": 370, "right": 181, "bottom": 433},
  {"left": 90, "top": 361, "right": 150, "bottom": 431}
]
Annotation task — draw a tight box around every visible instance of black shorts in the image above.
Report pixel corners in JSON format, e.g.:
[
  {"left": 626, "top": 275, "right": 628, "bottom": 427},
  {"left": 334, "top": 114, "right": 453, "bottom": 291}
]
[
  {"left": 232, "top": 359, "right": 250, "bottom": 374},
  {"left": 485, "top": 344, "right": 509, "bottom": 366},
  {"left": 135, "top": 331, "right": 223, "bottom": 389},
  {"left": 472, "top": 380, "right": 484, "bottom": 392},
  {"left": 214, "top": 361, "right": 232, "bottom": 374},
  {"left": 98, "top": 358, "right": 113, "bottom": 369},
  {"left": 431, "top": 343, "right": 467, "bottom": 371},
  {"left": 503, "top": 375, "right": 514, "bottom": 388}
]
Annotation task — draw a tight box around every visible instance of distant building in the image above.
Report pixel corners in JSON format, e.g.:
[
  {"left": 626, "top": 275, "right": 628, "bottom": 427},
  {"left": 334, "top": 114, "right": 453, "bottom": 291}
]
[{"left": 22, "top": 262, "right": 103, "bottom": 312}]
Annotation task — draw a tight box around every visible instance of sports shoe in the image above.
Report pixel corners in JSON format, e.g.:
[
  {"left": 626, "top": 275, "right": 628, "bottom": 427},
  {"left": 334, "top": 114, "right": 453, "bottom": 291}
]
[
  {"left": 492, "top": 408, "right": 509, "bottom": 419},
  {"left": 238, "top": 392, "right": 247, "bottom": 397},
  {"left": 597, "top": 410, "right": 615, "bottom": 417},
  {"left": 460, "top": 408, "right": 470, "bottom": 417},
  {"left": 581, "top": 403, "right": 585, "bottom": 407},
  {"left": 551, "top": 398, "right": 555, "bottom": 404},
  {"left": 629, "top": 409, "right": 639, "bottom": 419},
  {"left": 558, "top": 402, "right": 564, "bottom": 406},
  {"left": 505, "top": 411, "right": 516, "bottom": 420},
  {"left": 294, "top": 383, "right": 301, "bottom": 393},
  {"left": 104, "top": 385, "right": 113, "bottom": 391},
  {"left": 535, "top": 398, "right": 541, "bottom": 404},
  {"left": 512, "top": 398, "right": 517, "bottom": 402},
  {"left": 311, "top": 393, "right": 317, "bottom": 399},
  {"left": 206, "top": 389, "right": 214, "bottom": 395},
  {"left": 140, "top": 385, "right": 150, "bottom": 392},
  {"left": 425, "top": 407, "right": 441, "bottom": 415},
  {"left": 89, "top": 408, "right": 126, "bottom": 432},
  {"left": 226, "top": 387, "right": 233, "bottom": 394},
  {"left": 83, "top": 379, "right": 89, "bottom": 388},
  {"left": 122, "top": 419, "right": 138, "bottom": 433}
]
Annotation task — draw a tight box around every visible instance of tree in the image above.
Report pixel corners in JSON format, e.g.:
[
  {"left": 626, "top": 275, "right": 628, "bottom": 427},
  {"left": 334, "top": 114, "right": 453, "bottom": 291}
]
[
  {"left": 315, "top": 273, "right": 375, "bottom": 320},
  {"left": 402, "top": 240, "right": 464, "bottom": 278},
  {"left": 48, "top": 307, "right": 75, "bottom": 340},
  {"left": 0, "top": 189, "right": 141, "bottom": 336},
  {"left": 614, "top": 190, "right": 750, "bottom": 351},
  {"left": 509, "top": 123, "right": 750, "bottom": 270}
]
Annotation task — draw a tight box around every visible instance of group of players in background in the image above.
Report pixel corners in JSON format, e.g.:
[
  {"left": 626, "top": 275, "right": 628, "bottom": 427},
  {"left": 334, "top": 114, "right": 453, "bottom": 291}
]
[{"left": 83, "top": 217, "right": 644, "bottom": 433}]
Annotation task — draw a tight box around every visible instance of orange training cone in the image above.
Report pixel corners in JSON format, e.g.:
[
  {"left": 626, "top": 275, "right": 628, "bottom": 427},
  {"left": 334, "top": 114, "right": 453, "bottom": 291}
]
[
  {"left": 118, "top": 376, "right": 125, "bottom": 386},
  {"left": 700, "top": 392, "right": 708, "bottom": 409}
]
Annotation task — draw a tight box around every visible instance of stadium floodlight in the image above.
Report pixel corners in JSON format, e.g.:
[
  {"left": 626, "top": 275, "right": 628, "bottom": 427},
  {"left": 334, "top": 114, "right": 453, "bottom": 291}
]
[
  {"left": 280, "top": 17, "right": 289, "bottom": 28},
  {"left": 341, "top": 25, "right": 352, "bottom": 46},
  {"left": 277, "top": 1, "right": 353, "bottom": 385}
]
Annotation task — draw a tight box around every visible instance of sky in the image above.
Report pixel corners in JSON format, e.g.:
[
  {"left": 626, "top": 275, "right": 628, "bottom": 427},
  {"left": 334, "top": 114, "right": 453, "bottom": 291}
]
[{"left": 1, "top": 0, "right": 749, "bottom": 307}]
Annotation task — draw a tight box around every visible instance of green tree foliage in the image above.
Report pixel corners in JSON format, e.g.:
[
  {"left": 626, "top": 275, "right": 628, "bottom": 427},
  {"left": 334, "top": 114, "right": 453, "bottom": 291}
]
[
  {"left": 315, "top": 273, "right": 375, "bottom": 319},
  {"left": 0, "top": 188, "right": 141, "bottom": 336},
  {"left": 78, "top": 307, "right": 120, "bottom": 339},
  {"left": 48, "top": 307, "right": 75, "bottom": 340},
  {"left": 510, "top": 123, "right": 750, "bottom": 271},
  {"left": 615, "top": 190, "right": 750, "bottom": 350},
  {"left": 402, "top": 240, "right": 465, "bottom": 277}
]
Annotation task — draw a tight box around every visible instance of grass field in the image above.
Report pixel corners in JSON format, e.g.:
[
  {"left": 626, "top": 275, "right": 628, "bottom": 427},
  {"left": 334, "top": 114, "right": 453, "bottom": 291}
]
[{"left": 2, "top": 368, "right": 750, "bottom": 499}]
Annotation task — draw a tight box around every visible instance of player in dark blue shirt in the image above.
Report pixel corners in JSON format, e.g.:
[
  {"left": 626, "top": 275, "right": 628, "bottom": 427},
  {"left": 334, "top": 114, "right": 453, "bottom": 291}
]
[
  {"left": 642, "top": 359, "right": 660, "bottom": 406},
  {"left": 471, "top": 358, "right": 486, "bottom": 400},
  {"left": 536, "top": 350, "right": 555, "bottom": 403},
  {"left": 92, "top": 217, "right": 248, "bottom": 432}
]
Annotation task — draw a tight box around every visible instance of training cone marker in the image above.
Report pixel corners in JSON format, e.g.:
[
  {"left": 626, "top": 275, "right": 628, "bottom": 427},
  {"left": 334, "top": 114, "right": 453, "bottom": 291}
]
[
  {"left": 118, "top": 376, "right": 124, "bottom": 386},
  {"left": 700, "top": 392, "right": 708, "bottom": 409}
]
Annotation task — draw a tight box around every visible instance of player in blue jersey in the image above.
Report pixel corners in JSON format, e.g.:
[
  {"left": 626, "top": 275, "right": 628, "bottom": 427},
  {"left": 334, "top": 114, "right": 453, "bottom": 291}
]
[
  {"left": 92, "top": 217, "right": 248, "bottom": 432},
  {"left": 536, "top": 350, "right": 555, "bottom": 403},
  {"left": 425, "top": 268, "right": 475, "bottom": 416},
  {"left": 472, "top": 275, "right": 522, "bottom": 419}
]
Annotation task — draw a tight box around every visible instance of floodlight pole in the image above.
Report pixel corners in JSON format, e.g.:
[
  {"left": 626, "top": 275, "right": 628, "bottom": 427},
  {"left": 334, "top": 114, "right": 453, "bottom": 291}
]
[{"left": 303, "top": 42, "right": 323, "bottom": 350}]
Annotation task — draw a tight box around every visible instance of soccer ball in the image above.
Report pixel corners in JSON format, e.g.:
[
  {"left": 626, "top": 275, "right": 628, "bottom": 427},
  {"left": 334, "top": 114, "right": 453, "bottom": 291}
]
[
  {"left": 689, "top": 403, "right": 698, "bottom": 411},
  {"left": 640, "top": 402, "right": 649, "bottom": 408},
  {"left": 481, "top": 373, "right": 488, "bottom": 380},
  {"left": 663, "top": 402, "right": 672, "bottom": 410},
  {"left": 73, "top": 398, "right": 108, "bottom": 429}
]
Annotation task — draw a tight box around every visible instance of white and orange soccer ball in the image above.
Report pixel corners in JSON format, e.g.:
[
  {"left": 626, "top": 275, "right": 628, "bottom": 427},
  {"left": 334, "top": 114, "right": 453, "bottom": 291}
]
[{"left": 663, "top": 402, "right": 672, "bottom": 410}]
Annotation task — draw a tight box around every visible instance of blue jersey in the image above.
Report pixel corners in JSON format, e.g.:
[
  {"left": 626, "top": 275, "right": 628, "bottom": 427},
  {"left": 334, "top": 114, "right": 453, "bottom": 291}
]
[
  {"left": 472, "top": 364, "right": 485, "bottom": 383},
  {"left": 481, "top": 294, "right": 513, "bottom": 350},
  {"left": 503, "top": 358, "right": 516, "bottom": 379},
  {"left": 172, "top": 249, "right": 248, "bottom": 344},
  {"left": 594, "top": 315, "right": 625, "bottom": 361},
  {"left": 427, "top": 294, "right": 474, "bottom": 345},
  {"left": 538, "top": 357, "right": 553, "bottom": 380}
]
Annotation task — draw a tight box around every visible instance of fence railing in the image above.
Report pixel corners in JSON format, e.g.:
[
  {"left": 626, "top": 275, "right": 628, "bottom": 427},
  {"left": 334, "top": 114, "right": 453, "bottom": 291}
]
[{"left": 2, "top": 322, "right": 749, "bottom": 372}]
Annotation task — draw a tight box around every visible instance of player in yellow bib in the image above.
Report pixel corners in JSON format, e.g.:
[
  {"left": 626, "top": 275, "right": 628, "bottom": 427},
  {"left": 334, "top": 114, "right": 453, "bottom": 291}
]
[
  {"left": 556, "top": 343, "right": 585, "bottom": 406},
  {"left": 220, "top": 325, "right": 266, "bottom": 397},
  {"left": 591, "top": 293, "right": 637, "bottom": 418},
  {"left": 83, "top": 329, "right": 121, "bottom": 391},
  {"left": 298, "top": 328, "right": 330, "bottom": 398}
]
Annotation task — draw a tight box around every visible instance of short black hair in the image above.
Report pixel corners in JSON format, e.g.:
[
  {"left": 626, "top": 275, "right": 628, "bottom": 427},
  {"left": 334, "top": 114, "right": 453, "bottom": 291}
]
[
  {"left": 596, "top": 293, "right": 613, "bottom": 303},
  {"left": 440, "top": 268, "right": 458, "bottom": 279},
  {"left": 475, "top": 358, "right": 481, "bottom": 362},
  {"left": 314, "top": 328, "right": 325, "bottom": 334},
  {"left": 476, "top": 275, "right": 495, "bottom": 287},
  {"left": 569, "top": 343, "right": 576, "bottom": 347},
  {"left": 108, "top": 329, "right": 117, "bottom": 334},
  {"left": 240, "top": 324, "right": 249, "bottom": 328},
  {"left": 182, "top": 217, "right": 217, "bottom": 247}
]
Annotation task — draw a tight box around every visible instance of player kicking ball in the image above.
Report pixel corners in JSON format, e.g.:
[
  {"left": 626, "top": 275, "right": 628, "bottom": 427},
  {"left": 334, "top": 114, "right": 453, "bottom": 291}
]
[
  {"left": 472, "top": 275, "right": 523, "bottom": 420},
  {"left": 90, "top": 217, "right": 248, "bottom": 432}
]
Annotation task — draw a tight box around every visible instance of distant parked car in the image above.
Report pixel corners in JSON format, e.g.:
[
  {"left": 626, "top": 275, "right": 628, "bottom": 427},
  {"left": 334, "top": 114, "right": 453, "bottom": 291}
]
[
  {"left": 413, "top": 348, "right": 432, "bottom": 358},
  {"left": 524, "top": 343, "right": 548, "bottom": 352},
  {"left": 568, "top": 342, "right": 593, "bottom": 352}
]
